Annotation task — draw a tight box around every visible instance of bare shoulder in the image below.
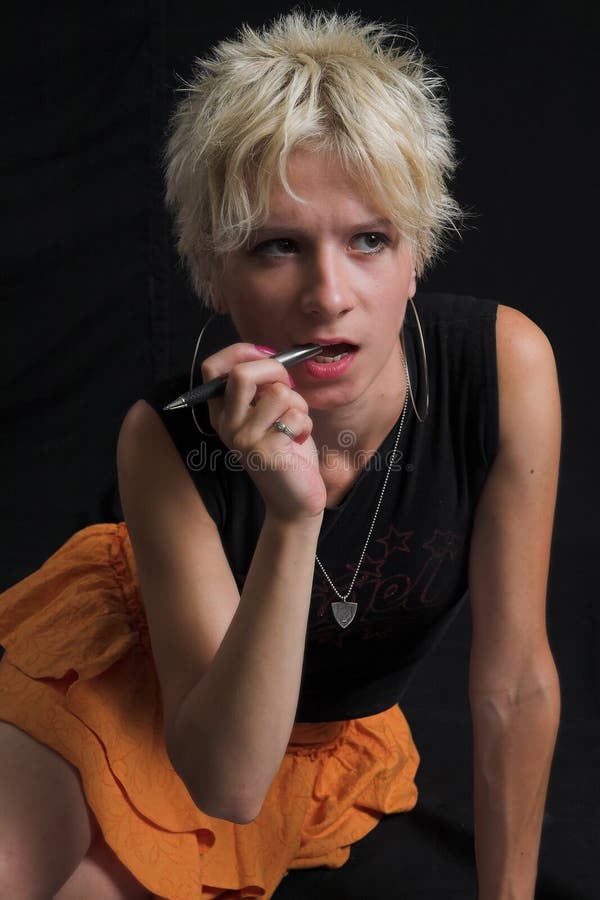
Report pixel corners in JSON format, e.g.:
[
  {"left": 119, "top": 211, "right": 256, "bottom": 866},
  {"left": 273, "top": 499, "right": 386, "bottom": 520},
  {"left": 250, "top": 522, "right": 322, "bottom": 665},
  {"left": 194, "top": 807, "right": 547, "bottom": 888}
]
[
  {"left": 495, "top": 303, "right": 558, "bottom": 387},
  {"left": 117, "top": 398, "right": 201, "bottom": 520},
  {"left": 118, "top": 397, "right": 174, "bottom": 459},
  {"left": 117, "top": 398, "right": 210, "bottom": 513},
  {"left": 494, "top": 304, "right": 561, "bottom": 456}
]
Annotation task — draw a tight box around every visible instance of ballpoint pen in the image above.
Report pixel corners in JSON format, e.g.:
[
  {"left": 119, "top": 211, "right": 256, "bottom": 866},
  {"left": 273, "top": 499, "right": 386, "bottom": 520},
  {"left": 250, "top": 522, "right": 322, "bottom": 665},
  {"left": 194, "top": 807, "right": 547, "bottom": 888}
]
[{"left": 162, "top": 344, "right": 323, "bottom": 411}]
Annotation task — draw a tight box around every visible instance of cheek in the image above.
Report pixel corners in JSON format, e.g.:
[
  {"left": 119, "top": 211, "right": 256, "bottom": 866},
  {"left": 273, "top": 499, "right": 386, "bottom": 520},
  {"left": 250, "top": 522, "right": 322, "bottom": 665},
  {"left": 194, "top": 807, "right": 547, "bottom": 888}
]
[
  {"left": 221, "top": 302, "right": 278, "bottom": 345},
  {"left": 223, "top": 306, "right": 253, "bottom": 341},
  {"left": 392, "top": 306, "right": 408, "bottom": 336},
  {"left": 210, "top": 276, "right": 245, "bottom": 317},
  {"left": 386, "top": 293, "right": 410, "bottom": 335}
]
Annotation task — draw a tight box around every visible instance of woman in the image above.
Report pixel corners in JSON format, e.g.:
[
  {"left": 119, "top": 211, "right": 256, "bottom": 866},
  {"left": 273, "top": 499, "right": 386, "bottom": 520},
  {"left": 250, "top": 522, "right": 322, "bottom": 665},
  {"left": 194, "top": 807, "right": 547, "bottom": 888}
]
[{"left": 0, "top": 12, "right": 561, "bottom": 900}]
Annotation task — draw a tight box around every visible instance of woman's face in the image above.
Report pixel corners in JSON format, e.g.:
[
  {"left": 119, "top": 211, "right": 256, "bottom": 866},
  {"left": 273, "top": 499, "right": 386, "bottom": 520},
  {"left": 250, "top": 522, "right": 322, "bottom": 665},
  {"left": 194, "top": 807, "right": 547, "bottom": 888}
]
[{"left": 210, "top": 149, "right": 416, "bottom": 413}]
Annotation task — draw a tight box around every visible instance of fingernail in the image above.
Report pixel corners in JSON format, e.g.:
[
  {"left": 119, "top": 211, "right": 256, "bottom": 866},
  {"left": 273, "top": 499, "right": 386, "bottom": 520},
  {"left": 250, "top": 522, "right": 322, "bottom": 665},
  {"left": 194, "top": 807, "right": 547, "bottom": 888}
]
[
  {"left": 288, "top": 374, "right": 296, "bottom": 388},
  {"left": 255, "top": 344, "right": 276, "bottom": 355}
]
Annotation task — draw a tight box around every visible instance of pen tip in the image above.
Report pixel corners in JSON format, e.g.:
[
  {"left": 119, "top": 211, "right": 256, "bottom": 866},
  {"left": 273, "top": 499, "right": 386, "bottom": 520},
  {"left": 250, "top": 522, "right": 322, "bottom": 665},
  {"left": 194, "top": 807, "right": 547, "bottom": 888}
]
[{"left": 162, "top": 397, "right": 187, "bottom": 411}]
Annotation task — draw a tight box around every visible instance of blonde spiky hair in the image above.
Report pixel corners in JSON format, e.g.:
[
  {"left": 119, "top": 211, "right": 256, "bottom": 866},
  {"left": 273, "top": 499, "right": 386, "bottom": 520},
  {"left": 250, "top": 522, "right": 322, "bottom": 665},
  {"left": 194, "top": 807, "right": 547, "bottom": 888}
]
[{"left": 165, "top": 11, "right": 462, "bottom": 304}]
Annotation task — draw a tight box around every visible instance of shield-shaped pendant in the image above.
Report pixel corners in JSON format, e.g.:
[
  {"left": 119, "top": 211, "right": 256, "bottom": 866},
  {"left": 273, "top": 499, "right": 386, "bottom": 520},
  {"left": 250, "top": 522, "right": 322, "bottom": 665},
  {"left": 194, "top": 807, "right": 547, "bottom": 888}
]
[{"left": 331, "top": 601, "right": 358, "bottom": 628}]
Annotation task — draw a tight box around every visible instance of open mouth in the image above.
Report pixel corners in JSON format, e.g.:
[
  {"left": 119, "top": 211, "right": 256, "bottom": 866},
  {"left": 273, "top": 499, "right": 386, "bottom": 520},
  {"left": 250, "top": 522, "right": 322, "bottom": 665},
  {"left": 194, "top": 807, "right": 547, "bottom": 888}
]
[{"left": 313, "top": 342, "right": 357, "bottom": 363}]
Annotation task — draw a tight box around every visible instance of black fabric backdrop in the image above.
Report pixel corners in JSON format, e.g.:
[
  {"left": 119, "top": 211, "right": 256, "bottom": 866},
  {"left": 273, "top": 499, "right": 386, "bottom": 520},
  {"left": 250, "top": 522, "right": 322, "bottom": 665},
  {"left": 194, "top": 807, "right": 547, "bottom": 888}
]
[{"left": 1, "top": 1, "right": 598, "bottom": 896}]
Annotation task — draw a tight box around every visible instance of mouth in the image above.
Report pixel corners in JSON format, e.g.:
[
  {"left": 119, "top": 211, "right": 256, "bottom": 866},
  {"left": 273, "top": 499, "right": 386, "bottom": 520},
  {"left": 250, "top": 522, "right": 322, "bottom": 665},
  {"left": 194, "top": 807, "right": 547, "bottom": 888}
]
[
  {"left": 302, "top": 341, "right": 359, "bottom": 381},
  {"left": 311, "top": 341, "right": 357, "bottom": 363}
]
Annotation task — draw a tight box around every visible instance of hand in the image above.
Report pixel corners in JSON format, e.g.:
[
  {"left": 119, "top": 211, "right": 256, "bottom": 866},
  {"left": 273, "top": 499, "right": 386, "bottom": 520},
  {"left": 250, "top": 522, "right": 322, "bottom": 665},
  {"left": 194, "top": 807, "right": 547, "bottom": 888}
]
[{"left": 202, "top": 344, "right": 326, "bottom": 522}]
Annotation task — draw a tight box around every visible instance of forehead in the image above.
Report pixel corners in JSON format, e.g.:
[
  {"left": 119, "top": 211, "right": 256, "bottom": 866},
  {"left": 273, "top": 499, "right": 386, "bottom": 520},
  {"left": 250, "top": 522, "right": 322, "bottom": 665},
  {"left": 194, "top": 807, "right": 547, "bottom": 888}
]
[{"left": 263, "top": 148, "right": 387, "bottom": 225}]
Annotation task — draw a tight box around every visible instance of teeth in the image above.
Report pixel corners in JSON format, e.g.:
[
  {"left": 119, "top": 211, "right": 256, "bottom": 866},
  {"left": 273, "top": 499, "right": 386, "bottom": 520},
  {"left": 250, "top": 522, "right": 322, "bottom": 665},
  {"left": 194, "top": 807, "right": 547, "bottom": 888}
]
[{"left": 314, "top": 352, "right": 348, "bottom": 363}]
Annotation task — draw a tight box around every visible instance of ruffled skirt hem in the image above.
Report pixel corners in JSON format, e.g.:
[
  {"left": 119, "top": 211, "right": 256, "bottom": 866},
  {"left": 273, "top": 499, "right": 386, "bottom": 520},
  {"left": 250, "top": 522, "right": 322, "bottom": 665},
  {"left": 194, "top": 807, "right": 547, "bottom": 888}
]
[{"left": 0, "top": 524, "right": 419, "bottom": 899}]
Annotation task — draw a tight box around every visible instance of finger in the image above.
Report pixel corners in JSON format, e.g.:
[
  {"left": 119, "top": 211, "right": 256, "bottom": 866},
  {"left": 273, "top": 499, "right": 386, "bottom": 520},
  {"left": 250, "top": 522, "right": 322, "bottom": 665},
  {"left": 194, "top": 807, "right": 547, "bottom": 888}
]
[
  {"left": 202, "top": 346, "right": 288, "bottom": 434},
  {"left": 219, "top": 360, "right": 296, "bottom": 431},
  {"left": 247, "top": 383, "right": 309, "bottom": 433},
  {"left": 250, "top": 377, "right": 295, "bottom": 410},
  {"left": 239, "top": 407, "right": 313, "bottom": 451},
  {"left": 269, "top": 408, "right": 313, "bottom": 444},
  {"left": 201, "top": 343, "right": 274, "bottom": 381},
  {"left": 235, "top": 387, "right": 312, "bottom": 447}
]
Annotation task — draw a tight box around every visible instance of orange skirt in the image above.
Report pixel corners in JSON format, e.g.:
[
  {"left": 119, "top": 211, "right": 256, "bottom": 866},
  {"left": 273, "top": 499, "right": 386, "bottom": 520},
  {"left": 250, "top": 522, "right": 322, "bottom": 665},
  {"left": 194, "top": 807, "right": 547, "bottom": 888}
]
[{"left": 0, "top": 523, "right": 419, "bottom": 899}]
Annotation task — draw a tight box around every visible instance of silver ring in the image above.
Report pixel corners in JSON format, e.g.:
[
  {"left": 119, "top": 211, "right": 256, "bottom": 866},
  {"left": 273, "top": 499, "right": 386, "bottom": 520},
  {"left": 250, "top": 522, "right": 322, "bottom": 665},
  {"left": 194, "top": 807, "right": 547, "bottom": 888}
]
[{"left": 272, "top": 420, "right": 296, "bottom": 440}]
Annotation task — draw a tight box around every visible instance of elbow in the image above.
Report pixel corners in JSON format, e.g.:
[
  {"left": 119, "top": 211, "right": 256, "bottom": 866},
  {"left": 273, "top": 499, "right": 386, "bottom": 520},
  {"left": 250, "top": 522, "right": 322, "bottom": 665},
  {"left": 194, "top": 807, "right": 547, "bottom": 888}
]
[
  {"left": 185, "top": 776, "right": 262, "bottom": 824},
  {"left": 190, "top": 793, "right": 260, "bottom": 825},
  {"left": 469, "top": 660, "right": 561, "bottom": 726},
  {"left": 470, "top": 679, "right": 560, "bottom": 720},
  {"left": 166, "top": 737, "right": 262, "bottom": 825}
]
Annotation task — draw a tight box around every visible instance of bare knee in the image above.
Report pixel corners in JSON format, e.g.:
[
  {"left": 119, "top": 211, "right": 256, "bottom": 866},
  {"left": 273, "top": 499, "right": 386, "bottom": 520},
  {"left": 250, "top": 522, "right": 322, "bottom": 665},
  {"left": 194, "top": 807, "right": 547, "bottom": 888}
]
[
  {"left": 53, "top": 830, "right": 151, "bottom": 899},
  {"left": 0, "top": 838, "right": 78, "bottom": 900},
  {"left": 0, "top": 843, "right": 50, "bottom": 900},
  {"left": 0, "top": 833, "right": 150, "bottom": 900},
  {"left": 0, "top": 722, "right": 96, "bottom": 899}
]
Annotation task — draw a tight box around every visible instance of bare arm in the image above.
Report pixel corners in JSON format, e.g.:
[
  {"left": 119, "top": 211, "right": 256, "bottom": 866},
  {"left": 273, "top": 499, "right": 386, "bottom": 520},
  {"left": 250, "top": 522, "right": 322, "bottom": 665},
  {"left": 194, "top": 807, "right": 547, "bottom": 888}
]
[
  {"left": 468, "top": 305, "right": 562, "bottom": 899},
  {"left": 117, "top": 346, "right": 325, "bottom": 824},
  {"left": 170, "top": 510, "right": 321, "bottom": 823}
]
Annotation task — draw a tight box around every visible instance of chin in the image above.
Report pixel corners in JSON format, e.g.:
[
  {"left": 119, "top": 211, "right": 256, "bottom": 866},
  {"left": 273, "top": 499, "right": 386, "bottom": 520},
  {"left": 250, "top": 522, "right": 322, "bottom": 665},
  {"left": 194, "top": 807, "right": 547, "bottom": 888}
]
[{"left": 301, "top": 384, "right": 357, "bottom": 411}]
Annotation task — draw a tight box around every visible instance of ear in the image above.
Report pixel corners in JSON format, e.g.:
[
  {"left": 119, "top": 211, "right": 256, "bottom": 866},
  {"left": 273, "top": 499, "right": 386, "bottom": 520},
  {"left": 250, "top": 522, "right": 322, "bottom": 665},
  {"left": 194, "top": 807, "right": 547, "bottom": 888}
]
[
  {"left": 206, "top": 259, "right": 228, "bottom": 314},
  {"left": 209, "top": 287, "right": 228, "bottom": 315},
  {"left": 409, "top": 268, "right": 417, "bottom": 299},
  {"left": 204, "top": 284, "right": 217, "bottom": 312},
  {"left": 405, "top": 261, "right": 417, "bottom": 302},
  {"left": 404, "top": 243, "right": 417, "bottom": 299}
]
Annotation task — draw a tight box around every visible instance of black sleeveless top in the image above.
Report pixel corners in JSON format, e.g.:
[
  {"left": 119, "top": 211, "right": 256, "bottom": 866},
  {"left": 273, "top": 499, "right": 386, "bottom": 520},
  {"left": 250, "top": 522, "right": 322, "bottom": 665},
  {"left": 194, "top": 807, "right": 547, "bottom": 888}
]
[{"left": 143, "top": 292, "right": 499, "bottom": 721}]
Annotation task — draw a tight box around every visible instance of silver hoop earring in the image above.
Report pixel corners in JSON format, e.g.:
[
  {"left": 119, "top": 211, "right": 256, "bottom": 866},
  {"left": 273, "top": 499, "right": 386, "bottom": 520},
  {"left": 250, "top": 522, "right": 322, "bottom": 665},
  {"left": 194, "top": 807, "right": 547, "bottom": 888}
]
[
  {"left": 400, "top": 296, "right": 429, "bottom": 423},
  {"left": 190, "top": 314, "right": 219, "bottom": 436}
]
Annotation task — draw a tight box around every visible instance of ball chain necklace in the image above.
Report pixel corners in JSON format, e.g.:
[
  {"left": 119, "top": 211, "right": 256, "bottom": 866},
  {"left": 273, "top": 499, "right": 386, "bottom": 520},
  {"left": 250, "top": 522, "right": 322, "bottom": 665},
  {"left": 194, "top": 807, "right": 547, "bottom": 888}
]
[{"left": 316, "top": 350, "right": 411, "bottom": 629}]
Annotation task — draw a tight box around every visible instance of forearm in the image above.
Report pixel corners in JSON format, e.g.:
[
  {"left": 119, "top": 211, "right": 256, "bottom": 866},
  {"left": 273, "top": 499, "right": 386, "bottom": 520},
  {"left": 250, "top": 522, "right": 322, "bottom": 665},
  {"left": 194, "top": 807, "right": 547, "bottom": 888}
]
[
  {"left": 470, "top": 656, "right": 560, "bottom": 900},
  {"left": 170, "top": 511, "right": 322, "bottom": 822}
]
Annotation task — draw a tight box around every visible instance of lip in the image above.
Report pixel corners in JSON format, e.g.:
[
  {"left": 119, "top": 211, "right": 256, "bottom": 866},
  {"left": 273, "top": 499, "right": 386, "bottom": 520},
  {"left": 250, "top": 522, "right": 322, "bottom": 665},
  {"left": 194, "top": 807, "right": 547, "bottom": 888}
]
[
  {"left": 303, "top": 344, "right": 358, "bottom": 381},
  {"left": 303, "top": 337, "right": 358, "bottom": 347}
]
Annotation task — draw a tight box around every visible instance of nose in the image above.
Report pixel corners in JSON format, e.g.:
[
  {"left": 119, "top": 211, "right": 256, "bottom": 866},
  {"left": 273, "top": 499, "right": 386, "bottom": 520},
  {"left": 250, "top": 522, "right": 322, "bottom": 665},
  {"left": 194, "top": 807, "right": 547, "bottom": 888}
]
[{"left": 299, "top": 244, "right": 355, "bottom": 318}]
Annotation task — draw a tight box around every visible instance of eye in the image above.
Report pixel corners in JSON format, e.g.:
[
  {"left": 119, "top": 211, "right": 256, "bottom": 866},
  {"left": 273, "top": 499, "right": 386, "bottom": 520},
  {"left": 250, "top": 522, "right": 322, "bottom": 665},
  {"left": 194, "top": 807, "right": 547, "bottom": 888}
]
[
  {"left": 252, "top": 238, "right": 298, "bottom": 256},
  {"left": 350, "top": 232, "right": 390, "bottom": 254}
]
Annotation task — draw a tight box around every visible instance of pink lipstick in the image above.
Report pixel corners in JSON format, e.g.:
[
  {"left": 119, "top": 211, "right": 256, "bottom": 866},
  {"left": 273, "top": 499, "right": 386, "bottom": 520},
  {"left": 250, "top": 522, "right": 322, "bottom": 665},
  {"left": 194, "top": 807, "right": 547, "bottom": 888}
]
[{"left": 304, "top": 341, "right": 358, "bottom": 380}]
